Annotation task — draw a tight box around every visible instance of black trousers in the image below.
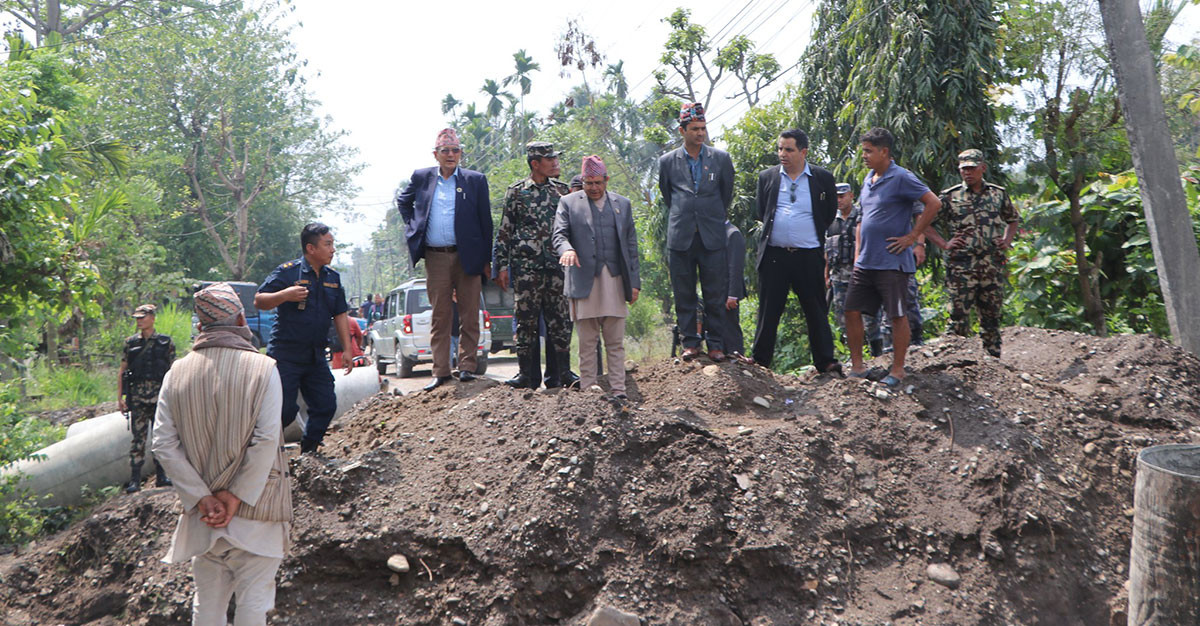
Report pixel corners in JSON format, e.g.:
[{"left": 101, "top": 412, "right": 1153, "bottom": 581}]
[
  {"left": 669, "top": 232, "right": 727, "bottom": 351},
  {"left": 752, "top": 246, "right": 836, "bottom": 369}
]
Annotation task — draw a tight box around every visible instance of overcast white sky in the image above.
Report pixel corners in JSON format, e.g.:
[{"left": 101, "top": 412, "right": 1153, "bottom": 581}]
[{"left": 286, "top": 0, "right": 823, "bottom": 248}]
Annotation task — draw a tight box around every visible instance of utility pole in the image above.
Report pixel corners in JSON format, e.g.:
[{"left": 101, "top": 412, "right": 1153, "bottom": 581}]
[{"left": 1098, "top": 0, "right": 1200, "bottom": 356}]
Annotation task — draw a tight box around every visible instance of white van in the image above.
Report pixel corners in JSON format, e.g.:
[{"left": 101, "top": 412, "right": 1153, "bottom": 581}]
[{"left": 368, "top": 279, "right": 491, "bottom": 377}]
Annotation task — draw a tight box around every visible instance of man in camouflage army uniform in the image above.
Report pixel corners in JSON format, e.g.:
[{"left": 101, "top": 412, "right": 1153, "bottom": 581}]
[
  {"left": 926, "top": 149, "right": 1019, "bottom": 357},
  {"left": 825, "top": 183, "right": 883, "bottom": 357},
  {"left": 118, "top": 304, "right": 176, "bottom": 492},
  {"left": 494, "top": 142, "right": 579, "bottom": 389}
]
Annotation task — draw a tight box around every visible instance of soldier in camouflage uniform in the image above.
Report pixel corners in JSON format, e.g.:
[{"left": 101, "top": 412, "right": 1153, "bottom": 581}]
[
  {"left": 825, "top": 183, "right": 883, "bottom": 356},
  {"left": 927, "top": 149, "right": 1019, "bottom": 357},
  {"left": 494, "top": 142, "right": 579, "bottom": 389},
  {"left": 118, "top": 304, "right": 176, "bottom": 492}
]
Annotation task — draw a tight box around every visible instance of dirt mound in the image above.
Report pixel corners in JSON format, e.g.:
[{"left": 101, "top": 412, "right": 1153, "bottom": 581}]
[{"left": 2, "top": 327, "right": 1198, "bottom": 625}]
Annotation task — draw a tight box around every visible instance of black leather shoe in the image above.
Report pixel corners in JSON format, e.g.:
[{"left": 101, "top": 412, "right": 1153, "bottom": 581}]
[
  {"left": 423, "top": 375, "right": 452, "bottom": 391},
  {"left": 457, "top": 370, "right": 478, "bottom": 382}
]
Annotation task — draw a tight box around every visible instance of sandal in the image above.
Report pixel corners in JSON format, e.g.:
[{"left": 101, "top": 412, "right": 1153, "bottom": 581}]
[
  {"left": 848, "top": 369, "right": 869, "bottom": 379},
  {"left": 881, "top": 375, "right": 903, "bottom": 388}
]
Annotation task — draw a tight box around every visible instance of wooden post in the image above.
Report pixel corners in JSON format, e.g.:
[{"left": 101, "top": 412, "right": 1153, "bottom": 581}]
[{"left": 1128, "top": 444, "right": 1200, "bottom": 624}]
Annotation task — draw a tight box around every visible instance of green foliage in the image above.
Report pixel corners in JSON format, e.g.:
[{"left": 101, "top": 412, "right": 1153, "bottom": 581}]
[
  {"left": 27, "top": 361, "right": 116, "bottom": 411},
  {"left": 1007, "top": 170, "right": 1200, "bottom": 338},
  {"left": 0, "top": 380, "right": 66, "bottom": 544}
]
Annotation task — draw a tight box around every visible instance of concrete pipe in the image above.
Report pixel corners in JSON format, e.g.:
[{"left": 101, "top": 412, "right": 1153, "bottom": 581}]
[
  {"left": 1128, "top": 444, "right": 1200, "bottom": 625},
  {"left": 2, "top": 412, "right": 154, "bottom": 508},
  {"left": 5, "top": 365, "right": 380, "bottom": 506},
  {"left": 285, "top": 365, "right": 380, "bottom": 442}
]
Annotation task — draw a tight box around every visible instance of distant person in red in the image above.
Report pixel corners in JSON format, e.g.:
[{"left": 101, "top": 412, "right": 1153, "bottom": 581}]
[{"left": 330, "top": 312, "right": 366, "bottom": 370}]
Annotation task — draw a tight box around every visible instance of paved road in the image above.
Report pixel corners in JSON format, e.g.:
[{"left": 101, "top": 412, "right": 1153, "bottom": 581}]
[{"left": 380, "top": 351, "right": 519, "bottom": 395}]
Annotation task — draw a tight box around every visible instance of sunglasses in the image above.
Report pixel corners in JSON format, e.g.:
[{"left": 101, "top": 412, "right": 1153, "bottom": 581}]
[
  {"left": 437, "top": 147, "right": 462, "bottom": 155},
  {"left": 788, "top": 183, "right": 797, "bottom": 204}
]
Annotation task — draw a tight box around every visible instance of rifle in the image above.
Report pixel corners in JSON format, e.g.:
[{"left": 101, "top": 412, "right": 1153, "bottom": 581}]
[{"left": 120, "top": 368, "right": 132, "bottom": 431}]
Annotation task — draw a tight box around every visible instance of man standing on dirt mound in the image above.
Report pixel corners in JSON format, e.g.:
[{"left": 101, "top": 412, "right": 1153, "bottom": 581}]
[
  {"left": 844, "top": 128, "right": 941, "bottom": 388},
  {"left": 552, "top": 155, "right": 641, "bottom": 400},
  {"left": 395, "top": 127, "right": 493, "bottom": 391},
  {"left": 749, "top": 128, "right": 840, "bottom": 374},
  {"left": 119, "top": 303, "right": 176, "bottom": 493},
  {"left": 255, "top": 223, "right": 355, "bottom": 455},
  {"left": 153, "top": 282, "right": 291, "bottom": 626},
  {"left": 658, "top": 102, "right": 734, "bottom": 362},
  {"left": 494, "top": 141, "right": 579, "bottom": 390},
  {"left": 924, "top": 148, "right": 1019, "bottom": 357}
]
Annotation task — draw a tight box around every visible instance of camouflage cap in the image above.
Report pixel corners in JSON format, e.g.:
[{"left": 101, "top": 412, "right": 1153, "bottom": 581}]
[
  {"left": 835, "top": 183, "right": 852, "bottom": 194},
  {"left": 957, "top": 149, "right": 985, "bottom": 167},
  {"left": 132, "top": 304, "right": 157, "bottom": 318},
  {"left": 526, "top": 142, "right": 563, "bottom": 159}
]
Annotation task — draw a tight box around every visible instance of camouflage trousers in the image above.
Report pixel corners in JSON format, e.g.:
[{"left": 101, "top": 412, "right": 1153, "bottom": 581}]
[
  {"left": 513, "top": 264, "right": 572, "bottom": 356},
  {"left": 127, "top": 400, "right": 156, "bottom": 467},
  {"left": 947, "top": 255, "right": 1004, "bottom": 356},
  {"left": 127, "top": 381, "right": 160, "bottom": 467},
  {"left": 830, "top": 280, "right": 881, "bottom": 341}
]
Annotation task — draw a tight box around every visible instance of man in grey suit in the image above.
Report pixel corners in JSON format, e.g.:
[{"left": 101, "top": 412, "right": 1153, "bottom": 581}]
[
  {"left": 553, "top": 156, "right": 641, "bottom": 399},
  {"left": 658, "top": 102, "right": 735, "bottom": 362}
]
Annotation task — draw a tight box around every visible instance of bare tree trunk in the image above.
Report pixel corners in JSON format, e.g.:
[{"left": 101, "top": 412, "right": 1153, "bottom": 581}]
[{"left": 1067, "top": 191, "right": 1107, "bottom": 336}]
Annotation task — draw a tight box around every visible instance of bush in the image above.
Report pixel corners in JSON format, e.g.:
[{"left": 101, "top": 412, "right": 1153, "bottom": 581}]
[{"left": 0, "top": 381, "right": 66, "bottom": 544}]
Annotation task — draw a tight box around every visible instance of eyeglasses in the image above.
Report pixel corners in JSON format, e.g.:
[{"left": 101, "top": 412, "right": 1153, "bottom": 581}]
[{"left": 436, "top": 147, "right": 462, "bottom": 155}]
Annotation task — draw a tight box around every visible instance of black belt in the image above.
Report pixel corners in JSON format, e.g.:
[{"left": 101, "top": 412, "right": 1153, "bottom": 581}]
[
  {"left": 769, "top": 245, "right": 820, "bottom": 253},
  {"left": 427, "top": 245, "right": 457, "bottom": 252}
]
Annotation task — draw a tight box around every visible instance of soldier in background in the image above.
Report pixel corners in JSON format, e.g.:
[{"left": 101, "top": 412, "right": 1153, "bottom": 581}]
[
  {"left": 926, "top": 149, "right": 1019, "bottom": 357},
  {"left": 118, "top": 304, "right": 175, "bottom": 492},
  {"left": 494, "top": 142, "right": 579, "bottom": 389},
  {"left": 825, "top": 183, "right": 883, "bottom": 357}
]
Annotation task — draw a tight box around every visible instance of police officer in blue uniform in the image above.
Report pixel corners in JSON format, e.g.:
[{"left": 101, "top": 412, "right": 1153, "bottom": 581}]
[{"left": 255, "top": 222, "right": 356, "bottom": 454}]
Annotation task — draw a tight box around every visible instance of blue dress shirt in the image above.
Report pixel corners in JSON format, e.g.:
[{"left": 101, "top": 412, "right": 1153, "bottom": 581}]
[
  {"left": 686, "top": 151, "right": 704, "bottom": 191},
  {"left": 426, "top": 168, "right": 459, "bottom": 247},
  {"left": 768, "top": 164, "right": 820, "bottom": 249}
]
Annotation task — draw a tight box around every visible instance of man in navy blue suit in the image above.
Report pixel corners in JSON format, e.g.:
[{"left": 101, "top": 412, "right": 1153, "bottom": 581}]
[{"left": 396, "top": 128, "right": 494, "bottom": 391}]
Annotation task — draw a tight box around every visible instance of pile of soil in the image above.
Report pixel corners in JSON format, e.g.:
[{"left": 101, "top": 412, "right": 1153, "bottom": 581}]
[{"left": 2, "top": 327, "right": 1198, "bottom": 625}]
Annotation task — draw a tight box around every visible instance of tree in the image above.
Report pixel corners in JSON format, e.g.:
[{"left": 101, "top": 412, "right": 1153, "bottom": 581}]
[
  {"left": 1, "top": 0, "right": 208, "bottom": 44},
  {"left": 555, "top": 18, "right": 605, "bottom": 100},
  {"left": 503, "top": 49, "right": 539, "bottom": 114},
  {"left": 480, "top": 78, "right": 515, "bottom": 120},
  {"left": 87, "top": 1, "right": 360, "bottom": 281},
  {"left": 654, "top": 9, "right": 780, "bottom": 113},
  {"left": 441, "top": 93, "right": 461, "bottom": 116}
]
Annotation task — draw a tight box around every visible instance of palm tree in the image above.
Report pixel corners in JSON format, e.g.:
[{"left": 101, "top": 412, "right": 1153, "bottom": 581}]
[
  {"left": 480, "top": 79, "right": 515, "bottom": 119},
  {"left": 503, "top": 49, "right": 540, "bottom": 114},
  {"left": 441, "top": 93, "right": 461, "bottom": 116},
  {"left": 604, "top": 61, "right": 628, "bottom": 100}
]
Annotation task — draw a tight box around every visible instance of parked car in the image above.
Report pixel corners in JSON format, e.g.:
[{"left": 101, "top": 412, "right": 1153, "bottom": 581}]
[
  {"left": 483, "top": 282, "right": 515, "bottom": 354},
  {"left": 369, "top": 279, "right": 492, "bottom": 378},
  {"left": 190, "top": 281, "right": 276, "bottom": 350}
]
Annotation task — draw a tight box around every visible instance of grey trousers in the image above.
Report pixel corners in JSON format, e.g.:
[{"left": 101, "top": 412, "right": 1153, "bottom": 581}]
[
  {"left": 669, "top": 232, "right": 727, "bottom": 351},
  {"left": 191, "top": 538, "right": 282, "bottom": 626}
]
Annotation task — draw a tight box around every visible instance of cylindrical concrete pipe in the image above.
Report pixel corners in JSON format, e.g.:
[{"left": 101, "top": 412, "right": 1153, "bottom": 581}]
[
  {"left": 3, "top": 366, "right": 380, "bottom": 507},
  {"left": 1128, "top": 444, "right": 1200, "bottom": 625}
]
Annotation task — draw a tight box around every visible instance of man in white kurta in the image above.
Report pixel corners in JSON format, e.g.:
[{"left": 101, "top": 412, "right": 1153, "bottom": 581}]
[
  {"left": 153, "top": 282, "right": 290, "bottom": 626},
  {"left": 552, "top": 156, "right": 642, "bottom": 399}
]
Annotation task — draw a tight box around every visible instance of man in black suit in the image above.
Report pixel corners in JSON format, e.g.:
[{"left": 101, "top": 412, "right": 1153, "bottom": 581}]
[
  {"left": 395, "top": 128, "right": 493, "bottom": 391},
  {"left": 750, "top": 129, "right": 840, "bottom": 373},
  {"left": 658, "top": 102, "right": 735, "bottom": 362},
  {"left": 719, "top": 221, "right": 747, "bottom": 356}
]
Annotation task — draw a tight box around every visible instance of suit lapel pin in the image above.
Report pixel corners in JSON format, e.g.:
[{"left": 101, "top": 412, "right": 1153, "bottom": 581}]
[{"left": 456, "top": 188, "right": 463, "bottom": 193}]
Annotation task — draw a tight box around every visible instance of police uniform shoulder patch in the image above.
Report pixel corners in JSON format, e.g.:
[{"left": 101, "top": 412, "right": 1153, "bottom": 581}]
[
  {"left": 507, "top": 179, "right": 527, "bottom": 190},
  {"left": 281, "top": 260, "right": 298, "bottom": 269}
]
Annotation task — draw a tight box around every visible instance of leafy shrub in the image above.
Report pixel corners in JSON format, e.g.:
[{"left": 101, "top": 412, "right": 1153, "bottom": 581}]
[{"left": 0, "top": 381, "right": 66, "bottom": 544}]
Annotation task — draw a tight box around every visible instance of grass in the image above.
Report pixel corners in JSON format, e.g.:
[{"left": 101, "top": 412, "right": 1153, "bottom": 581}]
[{"left": 26, "top": 360, "right": 117, "bottom": 412}]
